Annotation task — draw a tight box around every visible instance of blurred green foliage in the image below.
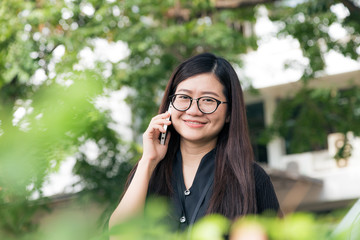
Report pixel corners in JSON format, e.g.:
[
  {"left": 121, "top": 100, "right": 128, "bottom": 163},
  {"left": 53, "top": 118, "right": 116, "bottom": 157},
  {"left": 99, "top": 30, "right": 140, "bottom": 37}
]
[
  {"left": 0, "top": 0, "right": 360, "bottom": 238},
  {"left": 0, "top": 71, "right": 108, "bottom": 236},
  {"left": 0, "top": 0, "right": 258, "bottom": 237},
  {"left": 268, "top": 0, "right": 360, "bottom": 81},
  {"left": 3, "top": 196, "right": 354, "bottom": 240},
  {"left": 1, "top": 196, "right": 358, "bottom": 240},
  {"left": 105, "top": 199, "right": 358, "bottom": 240}
]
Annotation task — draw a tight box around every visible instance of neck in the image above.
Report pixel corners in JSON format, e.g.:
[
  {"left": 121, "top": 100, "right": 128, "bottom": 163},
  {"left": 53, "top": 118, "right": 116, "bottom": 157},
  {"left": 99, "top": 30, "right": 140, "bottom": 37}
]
[{"left": 180, "top": 139, "right": 217, "bottom": 167}]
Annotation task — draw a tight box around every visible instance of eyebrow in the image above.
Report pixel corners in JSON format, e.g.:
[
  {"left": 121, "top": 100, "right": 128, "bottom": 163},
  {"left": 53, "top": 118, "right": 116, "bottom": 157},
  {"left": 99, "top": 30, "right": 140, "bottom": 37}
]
[{"left": 176, "top": 89, "right": 221, "bottom": 97}]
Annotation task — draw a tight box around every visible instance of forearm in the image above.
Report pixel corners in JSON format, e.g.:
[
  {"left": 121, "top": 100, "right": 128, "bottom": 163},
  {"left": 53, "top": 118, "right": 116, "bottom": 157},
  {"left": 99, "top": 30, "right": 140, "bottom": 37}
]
[
  {"left": 109, "top": 111, "right": 170, "bottom": 230},
  {"left": 109, "top": 159, "right": 155, "bottom": 228}
]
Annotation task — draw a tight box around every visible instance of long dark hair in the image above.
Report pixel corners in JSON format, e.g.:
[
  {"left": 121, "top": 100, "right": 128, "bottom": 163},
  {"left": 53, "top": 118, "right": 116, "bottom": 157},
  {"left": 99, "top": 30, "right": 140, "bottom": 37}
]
[{"left": 125, "top": 53, "right": 256, "bottom": 219}]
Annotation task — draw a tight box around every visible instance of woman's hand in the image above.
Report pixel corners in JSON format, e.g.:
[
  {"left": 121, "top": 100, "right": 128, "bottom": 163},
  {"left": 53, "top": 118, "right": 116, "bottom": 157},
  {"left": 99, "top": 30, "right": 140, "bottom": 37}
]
[
  {"left": 140, "top": 111, "right": 171, "bottom": 170},
  {"left": 109, "top": 112, "right": 171, "bottom": 230}
]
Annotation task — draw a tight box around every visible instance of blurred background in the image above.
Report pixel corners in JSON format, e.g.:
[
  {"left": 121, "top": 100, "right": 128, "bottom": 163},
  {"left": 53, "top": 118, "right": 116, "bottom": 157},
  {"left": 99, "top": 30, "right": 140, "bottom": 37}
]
[{"left": 1, "top": 0, "right": 360, "bottom": 239}]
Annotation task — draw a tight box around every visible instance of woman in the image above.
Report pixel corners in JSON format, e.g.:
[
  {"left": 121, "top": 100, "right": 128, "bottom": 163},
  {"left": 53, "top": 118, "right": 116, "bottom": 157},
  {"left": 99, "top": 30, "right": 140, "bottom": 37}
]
[{"left": 109, "top": 53, "right": 281, "bottom": 231}]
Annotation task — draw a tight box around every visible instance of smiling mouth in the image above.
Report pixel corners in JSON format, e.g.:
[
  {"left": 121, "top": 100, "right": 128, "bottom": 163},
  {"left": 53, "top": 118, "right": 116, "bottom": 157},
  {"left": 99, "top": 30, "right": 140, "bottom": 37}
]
[
  {"left": 184, "top": 120, "right": 206, "bottom": 127},
  {"left": 185, "top": 121, "right": 204, "bottom": 124}
]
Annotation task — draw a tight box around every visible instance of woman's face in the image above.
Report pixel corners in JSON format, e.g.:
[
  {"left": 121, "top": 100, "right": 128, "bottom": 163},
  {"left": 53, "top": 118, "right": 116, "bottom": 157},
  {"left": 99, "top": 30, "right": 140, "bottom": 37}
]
[{"left": 171, "top": 73, "right": 229, "bottom": 146}]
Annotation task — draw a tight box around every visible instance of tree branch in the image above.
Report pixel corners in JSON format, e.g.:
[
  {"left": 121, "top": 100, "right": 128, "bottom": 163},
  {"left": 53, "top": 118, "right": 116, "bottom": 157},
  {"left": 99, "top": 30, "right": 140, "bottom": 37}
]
[
  {"left": 339, "top": 0, "right": 360, "bottom": 14},
  {"left": 215, "top": 0, "right": 277, "bottom": 9}
]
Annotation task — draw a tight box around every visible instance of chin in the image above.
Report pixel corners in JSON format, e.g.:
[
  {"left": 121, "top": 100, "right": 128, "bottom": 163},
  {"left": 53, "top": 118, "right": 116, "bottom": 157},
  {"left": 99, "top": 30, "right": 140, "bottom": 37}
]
[{"left": 181, "top": 134, "right": 217, "bottom": 144}]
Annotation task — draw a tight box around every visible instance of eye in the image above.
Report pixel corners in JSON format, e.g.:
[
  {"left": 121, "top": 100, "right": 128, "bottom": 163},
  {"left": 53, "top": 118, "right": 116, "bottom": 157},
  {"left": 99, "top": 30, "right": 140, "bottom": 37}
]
[
  {"left": 202, "top": 97, "right": 216, "bottom": 103},
  {"left": 178, "top": 94, "right": 191, "bottom": 100}
]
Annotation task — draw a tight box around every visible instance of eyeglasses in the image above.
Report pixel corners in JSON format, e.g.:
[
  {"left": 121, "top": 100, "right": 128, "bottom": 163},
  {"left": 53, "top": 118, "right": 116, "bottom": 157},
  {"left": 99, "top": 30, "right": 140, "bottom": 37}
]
[{"left": 169, "top": 94, "right": 228, "bottom": 114}]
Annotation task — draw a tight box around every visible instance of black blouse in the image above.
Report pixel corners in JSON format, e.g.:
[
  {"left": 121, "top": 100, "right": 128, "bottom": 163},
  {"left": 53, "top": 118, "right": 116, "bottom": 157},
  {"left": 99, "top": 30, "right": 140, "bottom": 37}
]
[{"left": 170, "top": 148, "right": 280, "bottom": 231}]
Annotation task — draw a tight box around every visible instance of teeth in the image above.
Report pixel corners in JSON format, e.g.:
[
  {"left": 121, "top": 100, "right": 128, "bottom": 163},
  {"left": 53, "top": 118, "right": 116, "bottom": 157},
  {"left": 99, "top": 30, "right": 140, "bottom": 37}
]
[{"left": 187, "top": 121, "right": 202, "bottom": 124}]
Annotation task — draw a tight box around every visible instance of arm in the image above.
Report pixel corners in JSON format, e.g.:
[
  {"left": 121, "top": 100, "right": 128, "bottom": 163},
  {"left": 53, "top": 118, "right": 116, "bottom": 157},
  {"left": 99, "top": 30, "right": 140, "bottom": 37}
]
[
  {"left": 108, "top": 158, "right": 154, "bottom": 227},
  {"left": 109, "top": 112, "right": 172, "bottom": 228}
]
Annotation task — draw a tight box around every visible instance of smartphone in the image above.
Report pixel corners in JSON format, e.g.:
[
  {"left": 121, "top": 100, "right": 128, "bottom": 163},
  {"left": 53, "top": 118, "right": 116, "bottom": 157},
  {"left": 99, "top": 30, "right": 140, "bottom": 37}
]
[{"left": 160, "top": 103, "right": 172, "bottom": 145}]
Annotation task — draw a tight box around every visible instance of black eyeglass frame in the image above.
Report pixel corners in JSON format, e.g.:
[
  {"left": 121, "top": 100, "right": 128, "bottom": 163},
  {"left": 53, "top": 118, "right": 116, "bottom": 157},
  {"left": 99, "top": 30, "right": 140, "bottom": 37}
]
[{"left": 169, "top": 94, "right": 228, "bottom": 114}]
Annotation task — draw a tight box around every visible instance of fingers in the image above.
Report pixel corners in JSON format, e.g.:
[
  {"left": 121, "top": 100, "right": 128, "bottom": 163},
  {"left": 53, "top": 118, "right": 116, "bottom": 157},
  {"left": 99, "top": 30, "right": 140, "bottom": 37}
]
[
  {"left": 144, "top": 113, "right": 172, "bottom": 140},
  {"left": 153, "top": 112, "right": 171, "bottom": 122},
  {"left": 149, "top": 124, "right": 168, "bottom": 135},
  {"left": 149, "top": 113, "right": 171, "bottom": 132},
  {"left": 149, "top": 120, "right": 171, "bottom": 134},
  {"left": 141, "top": 113, "right": 172, "bottom": 164}
]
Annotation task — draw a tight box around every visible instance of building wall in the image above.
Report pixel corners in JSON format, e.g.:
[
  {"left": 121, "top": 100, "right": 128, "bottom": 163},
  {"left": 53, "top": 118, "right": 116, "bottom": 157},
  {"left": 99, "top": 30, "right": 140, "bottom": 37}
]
[{"left": 245, "top": 70, "right": 360, "bottom": 212}]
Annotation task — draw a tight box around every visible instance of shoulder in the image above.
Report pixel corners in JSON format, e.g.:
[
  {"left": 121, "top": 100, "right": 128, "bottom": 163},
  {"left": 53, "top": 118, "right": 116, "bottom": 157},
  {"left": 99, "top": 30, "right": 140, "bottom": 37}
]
[
  {"left": 252, "top": 162, "right": 281, "bottom": 214},
  {"left": 253, "top": 162, "right": 271, "bottom": 187}
]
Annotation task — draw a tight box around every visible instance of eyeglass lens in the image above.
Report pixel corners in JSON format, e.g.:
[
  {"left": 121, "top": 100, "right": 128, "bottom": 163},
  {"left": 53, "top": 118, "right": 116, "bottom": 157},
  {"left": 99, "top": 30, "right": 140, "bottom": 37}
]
[{"left": 172, "top": 94, "right": 218, "bottom": 113}]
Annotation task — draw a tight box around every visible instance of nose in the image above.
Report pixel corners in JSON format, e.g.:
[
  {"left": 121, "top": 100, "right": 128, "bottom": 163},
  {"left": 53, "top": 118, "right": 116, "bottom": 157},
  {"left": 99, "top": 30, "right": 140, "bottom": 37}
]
[{"left": 185, "top": 99, "right": 203, "bottom": 115}]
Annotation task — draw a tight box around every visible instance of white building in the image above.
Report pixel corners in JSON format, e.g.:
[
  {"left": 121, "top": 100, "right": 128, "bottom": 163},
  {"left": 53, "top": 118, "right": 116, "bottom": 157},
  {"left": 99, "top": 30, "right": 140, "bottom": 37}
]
[{"left": 244, "top": 70, "right": 360, "bottom": 214}]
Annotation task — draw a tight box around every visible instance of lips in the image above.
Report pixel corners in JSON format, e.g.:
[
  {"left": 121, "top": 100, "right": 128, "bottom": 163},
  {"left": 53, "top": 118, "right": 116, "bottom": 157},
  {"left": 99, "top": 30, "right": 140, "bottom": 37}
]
[{"left": 183, "top": 119, "right": 206, "bottom": 128}]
